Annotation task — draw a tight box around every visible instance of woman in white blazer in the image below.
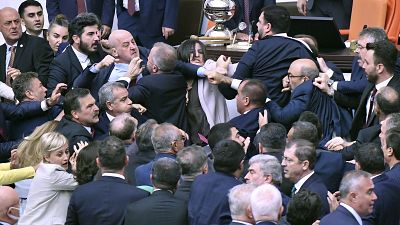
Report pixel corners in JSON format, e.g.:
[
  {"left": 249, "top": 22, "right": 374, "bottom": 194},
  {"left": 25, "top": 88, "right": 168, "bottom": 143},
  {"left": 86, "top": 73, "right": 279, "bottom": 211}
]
[{"left": 18, "top": 132, "right": 78, "bottom": 225}]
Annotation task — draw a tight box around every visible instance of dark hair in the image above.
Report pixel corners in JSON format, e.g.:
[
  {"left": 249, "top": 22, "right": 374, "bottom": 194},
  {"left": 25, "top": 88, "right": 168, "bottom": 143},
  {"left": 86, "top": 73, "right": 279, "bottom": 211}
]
[
  {"left": 68, "top": 12, "right": 101, "bottom": 44},
  {"left": 49, "top": 14, "right": 69, "bottom": 30},
  {"left": 176, "top": 145, "right": 207, "bottom": 176},
  {"left": 291, "top": 121, "right": 319, "bottom": 147},
  {"left": 18, "top": 0, "right": 42, "bottom": 17},
  {"left": 177, "top": 39, "right": 207, "bottom": 63},
  {"left": 298, "top": 111, "right": 323, "bottom": 140},
  {"left": 76, "top": 141, "right": 100, "bottom": 185},
  {"left": 259, "top": 123, "right": 287, "bottom": 150},
  {"left": 375, "top": 86, "right": 400, "bottom": 116},
  {"left": 241, "top": 79, "right": 267, "bottom": 107},
  {"left": 386, "top": 127, "right": 400, "bottom": 160},
  {"left": 136, "top": 119, "right": 158, "bottom": 152},
  {"left": 366, "top": 40, "right": 398, "bottom": 74},
  {"left": 286, "top": 139, "right": 316, "bottom": 170},
  {"left": 286, "top": 190, "right": 322, "bottom": 225},
  {"left": 294, "top": 34, "right": 319, "bottom": 55},
  {"left": 261, "top": 6, "right": 290, "bottom": 34},
  {"left": 12, "top": 72, "right": 39, "bottom": 102},
  {"left": 355, "top": 143, "right": 385, "bottom": 174},
  {"left": 213, "top": 140, "right": 245, "bottom": 173},
  {"left": 63, "top": 88, "right": 91, "bottom": 120},
  {"left": 98, "top": 136, "right": 126, "bottom": 172},
  {"left": 151, "top": 157, "right": 181, "bottom": 190},
  {"left": 208, "top": 123, "right": 234, "bottom": 149}
]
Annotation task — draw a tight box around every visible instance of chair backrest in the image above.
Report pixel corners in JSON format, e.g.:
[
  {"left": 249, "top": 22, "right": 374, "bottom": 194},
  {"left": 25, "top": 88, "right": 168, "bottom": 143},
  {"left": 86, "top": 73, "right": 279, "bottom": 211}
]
[
  {"left": 347, "top": 0, "right": 387, "bottom": 41},
  {"left": 385, "top": 0, "right": 400, "bottom": 46}
]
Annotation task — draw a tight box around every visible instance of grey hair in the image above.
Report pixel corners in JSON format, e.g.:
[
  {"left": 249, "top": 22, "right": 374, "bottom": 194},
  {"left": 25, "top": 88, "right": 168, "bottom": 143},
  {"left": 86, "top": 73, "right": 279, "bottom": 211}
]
[
  {"left": 339, "top": 170, "right": 372, "bottom": 199},
  {"left": 359, "top": 27, "right": 388, "bottom": 43},
  {"left": 98, "top": 82, "right": 127, "bottom": 110},
  {"left": 176, "top": 145, "right": 208, "bottom": 176},
  {"left": 151, "top": 123, "right": 180, "bottom": 153},
  {"left": 151, "top": 42, "right": 177, "bottom": 72},
  {"left": 251, "top": 183, "right": 282, "bottom": 221},
  {"left": 228, "top": 184, "right": 257, "bottom": 217},
  {"left": 386, "top": 113, "right": 400, "bottom": 131},
  {"left": 301, "top": 66, "right": 319, "bottom": 80},
  {"left": 249, "top": 155, "right": 282, "bottom": 184}
]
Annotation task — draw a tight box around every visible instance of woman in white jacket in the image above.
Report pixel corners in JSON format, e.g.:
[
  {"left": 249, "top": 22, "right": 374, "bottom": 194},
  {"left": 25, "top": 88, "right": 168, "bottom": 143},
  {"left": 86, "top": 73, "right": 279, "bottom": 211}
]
[{"left": 18, "top": 132, "right": 77, "bottom": 225}]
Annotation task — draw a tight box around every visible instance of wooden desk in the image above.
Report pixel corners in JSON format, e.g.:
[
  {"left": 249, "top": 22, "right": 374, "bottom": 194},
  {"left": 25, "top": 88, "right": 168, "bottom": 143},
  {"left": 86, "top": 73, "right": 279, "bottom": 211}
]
[{"left": 205, "top": 46, "right": 356, "bottom": 72}]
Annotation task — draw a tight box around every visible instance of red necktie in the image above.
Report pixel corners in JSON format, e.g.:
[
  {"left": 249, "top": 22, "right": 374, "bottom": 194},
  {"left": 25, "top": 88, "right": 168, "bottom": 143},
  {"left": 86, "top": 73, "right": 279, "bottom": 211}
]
[
  {"left": 6, "top": 46, "right": 15, "bottom": 87},
  {"left": 128, "top": 0, "right": 136, "bottom": 16},
  {"left": 243, "top": 0, "right": 250, "bottom": 33},
  {"left": 365, "top": 87, "right": 377, "bottom": 127},
  {"left": 77, "top": 0, "right": 87, "bottom": 14}
]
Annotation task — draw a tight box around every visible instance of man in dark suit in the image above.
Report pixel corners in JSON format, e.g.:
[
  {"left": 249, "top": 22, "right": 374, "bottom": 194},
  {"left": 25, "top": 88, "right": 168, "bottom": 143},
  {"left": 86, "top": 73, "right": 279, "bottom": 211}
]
[
  {"left": 282, "top": 139, "right": 329, "bottom": 216},
  {"left": 296, "top": 0, "right": 352, "bottom": 29},
  {"left": 135, "top": 123, "right": 185, "bottom": 186},
  {"left": 0, "top": 7, "right": 53, "bottom": 87},
  {"left": 124, "top": 157, "right": 188, "bottom": 225},
  {"left": 250, "top": 183, "right": 283, "bottom": 225},
  {"left": 189, "top": 140, "right": 245, "bottom": 225},
  {"left": 18, "top": 0, "right": 47, "bottom": 38},
  {"left": 116, "top": 0, "right": 179, "bottom": 49},
  {"left": 208, "top": 6, "right": 315, "bottom": 107},
  {"left": 320, "top": 171, "right": 377, "bottom": 225},
  {"left": 48, "top": 13, "right": 107, "bottom": 95},
  {"left": 128, "top": 42, "right": 188, "bottom": 131},
  {"left": 66, "top": 136, "right": 149, "bottom": 225},
  {"left": 224, "top": 0, "right": 275, "bottom": 40},
  {"left": 175, "top": 145, "right": 208, "bottom": 202},
  {"left": 56, "top": 88, "right": 99, "bottom": 154},
  {"left": 382, "top": 123, "right": 400, "bottom": 183},
  {"left": 46, "top": 0, "right": 115, "bottom": 39},
  {"left": 227, "top": 184, "right": 256, "bottom": 225},
  {"left": 354, "top": 143, "right": 400, "bottom": 225},
  {"left": 257, "top": 123, "right": 286, "bottom": 162}
]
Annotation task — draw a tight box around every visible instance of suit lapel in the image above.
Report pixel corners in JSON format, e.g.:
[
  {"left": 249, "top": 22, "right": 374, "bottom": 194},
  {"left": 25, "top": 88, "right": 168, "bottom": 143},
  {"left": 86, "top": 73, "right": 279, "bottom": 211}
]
[
  {"left": 0, "top": 44, "right": 6, "bottom": 82},
  {"left": 13, "top": 33, "right": 29, "bottom": 68},
  {"left": 67, "top": 46, "right": 84, "bottom": 72}
]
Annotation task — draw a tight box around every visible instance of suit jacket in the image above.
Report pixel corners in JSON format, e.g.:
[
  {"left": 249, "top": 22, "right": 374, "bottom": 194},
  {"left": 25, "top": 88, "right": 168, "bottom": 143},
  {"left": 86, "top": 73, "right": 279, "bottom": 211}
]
[
  {"left": 93, "top": 111, "right": 110, "bottom": 140},
  {"left": 189, "top": 172, "right": 242, "bottom": 225},
  {"left": 255, "top": 222, "right": 278, "bottom": 225},
  {"left": 341, "top": 124, "right": 381, "bottom": 160},
  {"left": 65, "top": 176, "right": 149, "bottom": 225},
  {"left": 135, "top": 153, "right": 176, "bottom": 186},
  {"left": 124, "top": 190, "right": 188, "bottom": 225},
  {"left": 0, "top": 33, "right": 53, "bottom": 86},
  {"left": 55, "top": 117, "right": 93, "bottom": 155},
  {"left": 314, "top": 150, "right": 346, "bottom": 193},
  {"left": 125, "top": 142, "right": 155, "bottom": 185},
  {"left": 362, "top": 173, "right": 400, "bottom": 225},
  {"left": 128, "top": 72, "right": 188, "bottom": 131},
  {"left": 47, "top": 45, "right": 106, "bottom": 95},
  {"left": 175, "top": 177, "right": 194, "bottom": 202},
  {"left": 46, "top": 0, "right": 115, "bottom": 27},
  {"left": 385, "top": 163, "right": 400, "bottom": 185},
  {"left": 218, "top": 35, "right": 315, "bottom": 106},
  {"left": 299, "top": 173, "right": 329, "bottom": 217},
  {"left": 350, "top": 74, "right": 400, "bottom": 139},
  {"left": 320, "top": 205, "right": 360, "bottom": 225},
  {"left": 266, "top": 80, "right": 342, "bottom": 145}
]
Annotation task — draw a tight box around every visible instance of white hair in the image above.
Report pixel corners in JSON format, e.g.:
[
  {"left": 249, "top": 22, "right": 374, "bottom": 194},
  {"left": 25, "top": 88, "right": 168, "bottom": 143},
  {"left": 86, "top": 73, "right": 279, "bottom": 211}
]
[{"left": 250, "top": 183, "right": 282, "bottom": 221}]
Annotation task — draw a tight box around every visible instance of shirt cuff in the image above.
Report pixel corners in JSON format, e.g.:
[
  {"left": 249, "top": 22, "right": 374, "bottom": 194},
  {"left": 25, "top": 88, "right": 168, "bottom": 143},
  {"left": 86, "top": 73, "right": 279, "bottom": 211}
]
[
  {"left": 41, "top": 100, "right": 49, "bottom": 111},
  {"left": 231, "top": 79, "right": 242, "bottom": 90},
  {"left": 197, "top": 67, "right": 206, "bottom": 78},
  {"left": 326, "top": 68, "right": 334, "bottom": 78},
  {"left": 89, "top": 64, "right": 100, "bottom": 73},
  {"left": 332, "top": 81, "right": 338, "bottom": 91}
]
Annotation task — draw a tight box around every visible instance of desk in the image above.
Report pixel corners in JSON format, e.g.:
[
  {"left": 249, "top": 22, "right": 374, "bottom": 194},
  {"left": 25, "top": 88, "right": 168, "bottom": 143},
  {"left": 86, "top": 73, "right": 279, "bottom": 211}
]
[{"left": 206, "top": 46, "right": 356, "bottom": 72}]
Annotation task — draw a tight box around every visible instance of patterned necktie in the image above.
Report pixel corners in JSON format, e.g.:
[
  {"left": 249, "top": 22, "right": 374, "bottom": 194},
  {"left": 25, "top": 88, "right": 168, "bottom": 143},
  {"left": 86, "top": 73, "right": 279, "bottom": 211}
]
[
  {"left": 128, "top": 0, "right": 136, "bottom": 16},
  {"left": 6, "top": 46, "right": 15, "bottom": 86},
  {"left": 243, "top": 0, "right": 250, "bottom": 33},
  {"left": 77, "top": 0, "right": 86, "bottom": 14}
]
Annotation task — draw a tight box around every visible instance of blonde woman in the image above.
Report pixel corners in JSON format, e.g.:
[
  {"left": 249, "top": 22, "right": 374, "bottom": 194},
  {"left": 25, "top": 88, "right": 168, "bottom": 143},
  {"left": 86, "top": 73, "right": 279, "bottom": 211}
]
[{"left": 18, "top": 132, "right": 78, "bottom": 225}]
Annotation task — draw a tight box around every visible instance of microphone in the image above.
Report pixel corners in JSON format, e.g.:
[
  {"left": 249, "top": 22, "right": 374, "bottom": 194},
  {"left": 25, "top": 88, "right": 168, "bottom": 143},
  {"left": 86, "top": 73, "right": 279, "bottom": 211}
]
[{"left": 231, "top": 22, "right": 247, "bottom": 33}]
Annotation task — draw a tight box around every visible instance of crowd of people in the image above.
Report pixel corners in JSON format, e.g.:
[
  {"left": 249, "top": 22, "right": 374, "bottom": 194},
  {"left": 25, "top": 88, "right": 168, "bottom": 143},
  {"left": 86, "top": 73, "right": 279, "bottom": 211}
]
[{"left": 0, "top": 0, "right": 399, "bottom": 225}]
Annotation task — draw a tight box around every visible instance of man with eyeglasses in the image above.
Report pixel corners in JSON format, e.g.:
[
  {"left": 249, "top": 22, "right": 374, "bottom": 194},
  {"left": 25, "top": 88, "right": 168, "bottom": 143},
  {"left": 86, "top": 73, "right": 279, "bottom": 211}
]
[{"left": 0, "top": 186, "right": 20, "bottom": 225}]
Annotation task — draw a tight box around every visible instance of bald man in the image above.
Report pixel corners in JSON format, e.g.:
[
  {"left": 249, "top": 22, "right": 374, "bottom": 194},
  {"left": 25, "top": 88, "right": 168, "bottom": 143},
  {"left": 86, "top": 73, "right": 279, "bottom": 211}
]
[
  {"left": 0, "top": 7, "right": 53, "bottom": 87},
  {"left": 0, "top": 186, "right": 20, "bottom": 225},
  {"left": 266, "top": 59, "right": 343, "bottom": 145}
]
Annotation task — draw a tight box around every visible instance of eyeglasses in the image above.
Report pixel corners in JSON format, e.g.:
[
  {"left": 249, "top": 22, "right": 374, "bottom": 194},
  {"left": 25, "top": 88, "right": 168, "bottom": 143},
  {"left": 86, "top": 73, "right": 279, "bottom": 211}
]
[
  {"left": 287, "top": 73, "right": 304, "bottom": 79},
  {"left": 356, "top": 43, "right": 366, "bottom": 50}
]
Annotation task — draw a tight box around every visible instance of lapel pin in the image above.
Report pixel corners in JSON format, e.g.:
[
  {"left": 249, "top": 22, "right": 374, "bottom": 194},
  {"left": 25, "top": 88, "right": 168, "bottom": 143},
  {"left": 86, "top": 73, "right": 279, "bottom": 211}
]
[{"left": 19, "top": 44, "right": 23, "bottom": 48}]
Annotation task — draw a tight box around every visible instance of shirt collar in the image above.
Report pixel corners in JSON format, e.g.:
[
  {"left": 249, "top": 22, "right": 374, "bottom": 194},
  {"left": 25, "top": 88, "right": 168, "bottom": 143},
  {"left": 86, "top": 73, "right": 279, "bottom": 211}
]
[
  {"left": 375, "top": 75, "right": 393, "bottom": 90},
  {"left": 231, "top": 220, "right": 253, "bottom": 225},
  {"left": 273, "top": 33, "right": 313, "bottom": 52},
  {"left": 294, "top": 170, "right": 314, "bottom": 193},
  {"left": 273, "top": 33, "right": 288, "bottom": 37},
  {"left": 102, "top": 172, "right": 125, "bottom": 180},
  {"left": 114, "top": 63, "right": 129, "bottom": 71},
  {"left": 106, "top": 112, "right": 115, "bottom": 122},
  {"left": 26, "top": 30, "right": 44, "bottom": 38},
  {"left": 340, "top": 202, "right": 362, "bottom": 225},
  {"left": 82, "top": 125, "right": 92, "bottom": 134},
  {"left": 71, "top": 45, "right": 89, "bottom": 64}
]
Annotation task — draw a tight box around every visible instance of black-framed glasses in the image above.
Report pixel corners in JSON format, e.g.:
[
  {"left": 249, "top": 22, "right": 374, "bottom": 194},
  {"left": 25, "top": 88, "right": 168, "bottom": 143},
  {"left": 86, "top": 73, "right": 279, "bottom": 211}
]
[{"left": 287, "top": 73, "right": 304, "bottom": 79}]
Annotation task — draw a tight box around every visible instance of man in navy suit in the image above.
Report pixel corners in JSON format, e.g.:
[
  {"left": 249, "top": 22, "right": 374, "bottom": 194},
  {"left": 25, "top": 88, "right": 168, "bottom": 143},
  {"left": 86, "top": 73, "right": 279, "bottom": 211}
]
[
  {"left": 354, "top": 143, "right": 400, "bottom": 225},
  {"left": 115, "top": 0, "right": 179, "bottom": 49},
  {"left": 250, "top": 183, "right": 283, "bottom": 225},
  {"left": 46, "top": 0, "right": 115, "bottom": 39},
  {"left": 382, "top": 120, "right": 400, "bottom": 183},
  {"left": 282, "top": 139, "right": 329, "bottom": 216},
  {"left": 189, "top": 140, "right": 245, "bottom": 225},
  {"left": 207, "top": 6, "right": 315, "bottom": 107},
  {"left": 66, "top": 136, "right": 149, "bottom": 225},
  {"left": 227, "top": 184, "right": 256, "bottom": 225},
  {"left": 320, "top": 171, "right": 377, "bottom": 225},
  {"left": 18, "top": 0, "right": 47, "bottom": 38}
]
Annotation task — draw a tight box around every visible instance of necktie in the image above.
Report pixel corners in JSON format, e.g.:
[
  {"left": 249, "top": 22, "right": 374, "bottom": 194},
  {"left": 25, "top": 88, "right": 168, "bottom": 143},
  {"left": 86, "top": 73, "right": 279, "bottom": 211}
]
[
  {"left": 77, "top": 0, "right": 86, "bottom": 14},
  {"left": 90, "top": 127, "right": 95, "bottom": 138},
  {"left": 6, "top": 46, "right": 15, "bottom": 87},
  {"left": 291, "top": 186, "right": 297, "bottom": 197},
  {"left": 128, "top": 0, "right": 136, "bottom": 16},
  {"left": 243, "top": 0, "right": 250, "bottom": 33},
  {"left": 365, "top": 87, "right": 377, "bottom": 127}
]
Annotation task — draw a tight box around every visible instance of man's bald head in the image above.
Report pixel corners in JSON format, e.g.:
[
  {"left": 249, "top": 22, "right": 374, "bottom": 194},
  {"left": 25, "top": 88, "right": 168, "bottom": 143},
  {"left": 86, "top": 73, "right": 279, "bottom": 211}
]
[
  {"left": 0, "top": 7, "right": 23, "bottom": 45},
  {"left": 108, "top": 29, "right": 139, "bottom": 64},
  {"left": 0, "top": 186, "right": 19, "bottom": 224},
  {"left": 288, "top": 59, "right": 319, "bottom": 90}
]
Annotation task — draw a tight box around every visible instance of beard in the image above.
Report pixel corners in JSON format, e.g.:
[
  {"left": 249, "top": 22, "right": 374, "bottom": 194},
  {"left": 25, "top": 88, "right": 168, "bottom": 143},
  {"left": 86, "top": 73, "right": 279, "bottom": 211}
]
[
  {"left": 79, "top": 41, "right": 98, "bottom": 55},
  {"left": 367, "top": 72, "right": 378, "bottom": 83}
]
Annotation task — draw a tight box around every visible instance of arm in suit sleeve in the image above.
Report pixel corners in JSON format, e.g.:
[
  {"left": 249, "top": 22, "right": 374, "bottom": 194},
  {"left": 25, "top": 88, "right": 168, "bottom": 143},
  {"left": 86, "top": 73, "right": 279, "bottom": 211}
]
[
  {"left": 1, "top": 101, "right": 46, "bottom": 120},
  {"left": 333, "top": 90, "right": 360, "bottom": 109},
  {"left": 336, "top": 77, "right": 368, "bottom": 94},
  {"left": 101, "top": 0, "right": 115, "bottom": 27},
  {"left": 128, "top": 82, "right": 151, "bottom": 104},
  {"left": 163, "top": 0, "right": 179, "bottom": 29},
  {"left": 73, "top": 68, "right": 97, "bottom": 89},
  {"left": 0, "top": 163, "right": 35, "bottom": 185},
  {"left": 175, "top": 61, "right": 200, "bottom": 79},
  {"left": 34, "top": 40, "right": 54, "bottom": 87},
  {"left": 46, "top": 0, "right": 61, "bottom": 22},
  {"left": 0, "top": 140, "right": 20, "bottom": 163},
  {"left": 47, "top": 59, "right": 68, "bottom": 95}
]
